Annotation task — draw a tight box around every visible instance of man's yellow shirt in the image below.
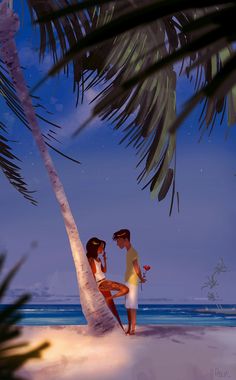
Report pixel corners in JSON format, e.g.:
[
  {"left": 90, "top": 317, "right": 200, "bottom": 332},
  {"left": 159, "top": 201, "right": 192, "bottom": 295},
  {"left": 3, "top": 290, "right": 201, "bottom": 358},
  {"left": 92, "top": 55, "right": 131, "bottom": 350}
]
[{"left": 125, "top": 246, "right": 139, "bottom": 286}]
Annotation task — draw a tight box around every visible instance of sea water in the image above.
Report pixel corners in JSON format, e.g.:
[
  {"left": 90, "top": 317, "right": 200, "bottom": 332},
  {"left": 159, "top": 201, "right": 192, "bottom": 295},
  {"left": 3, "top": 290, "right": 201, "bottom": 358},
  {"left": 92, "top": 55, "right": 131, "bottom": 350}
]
[{"left": 1, "top": 304, "right": 236, "bottom": 326}]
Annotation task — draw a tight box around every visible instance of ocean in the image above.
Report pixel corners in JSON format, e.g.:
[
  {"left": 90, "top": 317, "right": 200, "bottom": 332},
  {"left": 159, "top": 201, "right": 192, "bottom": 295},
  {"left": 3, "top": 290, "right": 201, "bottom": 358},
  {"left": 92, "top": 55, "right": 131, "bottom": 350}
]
[{"left": 2, "top": 304, "right": 236, "bottom": 326}]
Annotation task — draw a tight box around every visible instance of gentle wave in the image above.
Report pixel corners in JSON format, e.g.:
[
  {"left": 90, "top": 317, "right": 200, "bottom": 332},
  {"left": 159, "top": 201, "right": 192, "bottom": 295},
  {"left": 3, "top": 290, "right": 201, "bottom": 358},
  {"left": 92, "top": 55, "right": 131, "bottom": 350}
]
[{"left": 2, "top": 304, "right": 236, "bottom": 327}]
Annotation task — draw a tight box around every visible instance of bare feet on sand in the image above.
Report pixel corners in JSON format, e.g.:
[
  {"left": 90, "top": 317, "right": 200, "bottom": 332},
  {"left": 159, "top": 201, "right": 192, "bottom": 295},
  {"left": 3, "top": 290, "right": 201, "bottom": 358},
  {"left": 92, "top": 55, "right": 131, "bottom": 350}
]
[{"left": 126, "top": 329, "right": 135, "bottom": 335}]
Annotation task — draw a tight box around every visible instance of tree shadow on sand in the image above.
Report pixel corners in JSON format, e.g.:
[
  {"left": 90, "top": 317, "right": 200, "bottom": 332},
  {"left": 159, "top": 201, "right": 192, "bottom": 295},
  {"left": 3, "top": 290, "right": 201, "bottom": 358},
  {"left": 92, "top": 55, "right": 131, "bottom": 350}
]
[{"left": 135, "top": 325, "right": 220, "bottom": 342}]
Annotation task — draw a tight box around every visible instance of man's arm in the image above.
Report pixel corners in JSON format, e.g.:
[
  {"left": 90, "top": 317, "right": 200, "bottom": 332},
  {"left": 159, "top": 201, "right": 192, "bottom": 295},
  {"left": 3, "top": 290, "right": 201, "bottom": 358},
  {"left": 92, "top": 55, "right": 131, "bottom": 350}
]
[{"left": 133, "top": 259, "right": 146, "bottom": 283}]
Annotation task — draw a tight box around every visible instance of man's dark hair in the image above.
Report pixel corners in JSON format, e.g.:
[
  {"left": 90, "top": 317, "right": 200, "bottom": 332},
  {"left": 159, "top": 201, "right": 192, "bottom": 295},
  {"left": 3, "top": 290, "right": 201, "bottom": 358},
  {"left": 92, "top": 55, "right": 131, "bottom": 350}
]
[{"left": 112, "top": 229, "right": 130, "bottom": 241}]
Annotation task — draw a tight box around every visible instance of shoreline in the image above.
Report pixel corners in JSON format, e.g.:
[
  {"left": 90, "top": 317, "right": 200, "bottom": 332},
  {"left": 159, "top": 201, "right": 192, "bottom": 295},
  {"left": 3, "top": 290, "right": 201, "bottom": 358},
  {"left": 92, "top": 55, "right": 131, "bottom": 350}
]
[{"left": 18, "top": 324, "right": 236, "bottom": 380}]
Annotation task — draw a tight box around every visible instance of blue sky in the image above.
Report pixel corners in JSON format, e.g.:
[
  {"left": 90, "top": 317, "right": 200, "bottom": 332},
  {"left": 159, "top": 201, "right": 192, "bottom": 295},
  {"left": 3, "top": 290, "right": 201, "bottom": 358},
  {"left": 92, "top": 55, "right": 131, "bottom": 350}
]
[{"left": 1, "top": 2, "right": 236, "bottom": 304}]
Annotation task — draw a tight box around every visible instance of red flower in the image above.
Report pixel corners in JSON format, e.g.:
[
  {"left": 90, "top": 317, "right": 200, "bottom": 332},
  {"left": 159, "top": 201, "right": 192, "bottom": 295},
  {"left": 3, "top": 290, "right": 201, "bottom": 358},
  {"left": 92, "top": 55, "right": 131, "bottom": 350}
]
[{"left": 143, "top": 265, "right": 151, "bottom": 271}]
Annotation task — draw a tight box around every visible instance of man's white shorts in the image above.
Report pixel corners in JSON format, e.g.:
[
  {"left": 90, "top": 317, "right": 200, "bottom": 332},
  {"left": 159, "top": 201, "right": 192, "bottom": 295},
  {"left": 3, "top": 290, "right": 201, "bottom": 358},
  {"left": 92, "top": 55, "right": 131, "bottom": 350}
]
[{"left": 125, "top": 282, "right": 139, "bottom": 309}]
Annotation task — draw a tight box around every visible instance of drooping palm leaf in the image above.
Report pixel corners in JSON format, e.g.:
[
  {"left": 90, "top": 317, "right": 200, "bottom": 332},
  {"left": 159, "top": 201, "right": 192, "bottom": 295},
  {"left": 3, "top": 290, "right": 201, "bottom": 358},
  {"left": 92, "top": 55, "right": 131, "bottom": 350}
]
[
  {"left": 0, "top": 60, "right": 81, "bottom": 163},
  {"left": 169, "top": 52, "right": 236, "bottom": 134},
  {"left": 105, "top": 3, "right": 235, "bottom": 133},
  {"left": 34, "top": 0, "right": 232, "bottom": 69},
  {"left": 89, "top": 18, "right": 178, "bottom": 194},
  {"left": 33, "top": 1, "right": 236, "bottom": 208},
  {"left": 0, "top": 253, "right": 50, "bottom": 380},
  {"left": 27, "top": 0, "right": 96, "bottom": 101},
  {"left": 62, "top": 1, "right": 235, "bottom": 137},
  {"left": 0, "top": 123, "right": 37, "bottom": 205},
  {"left": 88, "top": 7, "right": 179, "bottom": 204},
  {"left": 0, "top": 58, "right": 80, "bottom": 205},
  {"left": 31, "top": 1, "right": 192, "bottom": 210},
  {"left": 33, "top": 0, "right": 232, "bottom": 77},
  {"left": 0, "top": 256, "right": 26, "bottom": 301}
]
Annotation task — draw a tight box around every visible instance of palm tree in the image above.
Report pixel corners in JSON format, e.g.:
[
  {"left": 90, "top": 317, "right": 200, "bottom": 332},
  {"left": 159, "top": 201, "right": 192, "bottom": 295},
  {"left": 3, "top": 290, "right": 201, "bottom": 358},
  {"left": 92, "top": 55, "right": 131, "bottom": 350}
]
[
  {"left": 34, "top": 0, "right": 236, "bottom": 211},
  {"left": 2, "top": 0, "right": 235, "bottom": 333},
  {"left": 0, "top": 0, "right": 118, "bottom": 334}
]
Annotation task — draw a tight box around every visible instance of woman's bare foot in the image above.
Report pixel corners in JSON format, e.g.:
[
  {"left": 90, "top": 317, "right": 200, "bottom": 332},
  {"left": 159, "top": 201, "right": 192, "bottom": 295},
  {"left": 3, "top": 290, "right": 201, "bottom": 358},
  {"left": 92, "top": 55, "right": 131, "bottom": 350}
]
[{"left": 126, "top": 329, "right": 136, "bottom": 335}]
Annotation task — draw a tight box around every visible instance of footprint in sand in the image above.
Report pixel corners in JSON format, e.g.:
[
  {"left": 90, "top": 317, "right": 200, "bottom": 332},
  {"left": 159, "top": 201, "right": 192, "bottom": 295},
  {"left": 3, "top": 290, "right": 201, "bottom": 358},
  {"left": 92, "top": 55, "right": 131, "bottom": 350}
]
[
  {"left": 132, "top": 368, "right": 156, "bottom": 380},
  {"left": 171, "top": 338, "right": 184, "bottom": 344}
]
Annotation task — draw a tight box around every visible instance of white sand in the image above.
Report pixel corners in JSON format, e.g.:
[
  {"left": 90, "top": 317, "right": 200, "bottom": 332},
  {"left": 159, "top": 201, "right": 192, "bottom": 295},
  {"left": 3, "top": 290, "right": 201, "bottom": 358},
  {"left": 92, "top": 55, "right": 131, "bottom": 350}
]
[{"left": 18, "top": 325, "right": 236, "bottom": 380}]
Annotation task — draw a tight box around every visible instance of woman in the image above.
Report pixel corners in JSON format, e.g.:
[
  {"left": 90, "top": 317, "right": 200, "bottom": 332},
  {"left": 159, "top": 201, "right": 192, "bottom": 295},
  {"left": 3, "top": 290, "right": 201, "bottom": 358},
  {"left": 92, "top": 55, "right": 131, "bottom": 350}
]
[{"left": 86, "top": 237, "right": 129, "bottom": 330}]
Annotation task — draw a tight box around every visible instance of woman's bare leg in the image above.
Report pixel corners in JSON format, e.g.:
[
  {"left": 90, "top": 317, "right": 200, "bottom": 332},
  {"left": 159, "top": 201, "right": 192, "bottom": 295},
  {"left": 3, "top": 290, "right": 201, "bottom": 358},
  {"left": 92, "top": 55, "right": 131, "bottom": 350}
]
[
  {"left": 98, "top": 280, "right": 129, "bottom": 331},
  {"left": 99, "top": 280, "right": 129, "bottom": 299},
  {"left": 99, "top": 288, "right": 124, "bottom": 330}
]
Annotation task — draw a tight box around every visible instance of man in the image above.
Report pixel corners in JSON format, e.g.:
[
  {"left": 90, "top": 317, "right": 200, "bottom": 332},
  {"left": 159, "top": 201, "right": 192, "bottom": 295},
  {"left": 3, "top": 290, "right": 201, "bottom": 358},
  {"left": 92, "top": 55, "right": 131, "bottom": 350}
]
[{"left": 112, "top": 229, "right": 146, "bottom": 335}]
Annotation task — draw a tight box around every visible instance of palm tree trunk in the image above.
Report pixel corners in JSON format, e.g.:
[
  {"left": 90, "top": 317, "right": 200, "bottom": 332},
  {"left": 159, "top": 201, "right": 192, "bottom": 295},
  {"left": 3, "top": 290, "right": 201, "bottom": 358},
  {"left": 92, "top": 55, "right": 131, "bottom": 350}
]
[{"left": 0, "top": 0, "right": 118, "bottom": 334}]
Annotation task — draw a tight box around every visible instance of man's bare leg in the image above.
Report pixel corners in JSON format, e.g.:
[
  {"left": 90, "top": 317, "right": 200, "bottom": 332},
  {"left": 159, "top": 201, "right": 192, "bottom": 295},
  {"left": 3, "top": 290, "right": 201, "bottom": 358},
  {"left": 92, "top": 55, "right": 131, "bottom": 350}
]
[
  {"left": 126, "top": 308, "right": 132, "bottom": 334},
  {"left": 130, "top": 309, "right": 137, "bottom": 334}
]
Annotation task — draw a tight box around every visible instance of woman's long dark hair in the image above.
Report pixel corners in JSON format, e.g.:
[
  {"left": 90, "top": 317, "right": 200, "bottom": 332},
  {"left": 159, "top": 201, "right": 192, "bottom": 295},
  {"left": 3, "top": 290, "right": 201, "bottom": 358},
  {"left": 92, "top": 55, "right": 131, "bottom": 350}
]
[{"left": 86, "top": 237, "right": 106, "bottom": 259}]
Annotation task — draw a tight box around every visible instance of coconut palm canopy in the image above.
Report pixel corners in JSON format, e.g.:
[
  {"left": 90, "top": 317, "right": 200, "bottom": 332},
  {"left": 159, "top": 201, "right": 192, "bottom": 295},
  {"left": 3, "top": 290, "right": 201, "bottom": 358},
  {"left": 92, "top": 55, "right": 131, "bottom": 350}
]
[
  {"left": 27, "top": 0, "right": 236, "bottom": 211},
  {"left": 1, "top": 0, "right": 236, "bottom": 210},
  {"left": 28, "top": 0, "right": 182, "bottom": 212}
]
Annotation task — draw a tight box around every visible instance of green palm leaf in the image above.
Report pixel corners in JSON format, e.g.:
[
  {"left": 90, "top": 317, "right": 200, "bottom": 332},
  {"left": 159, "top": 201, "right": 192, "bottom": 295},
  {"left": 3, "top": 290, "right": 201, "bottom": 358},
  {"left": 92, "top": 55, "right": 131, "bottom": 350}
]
[
  {"left": 0, "top": 61, "right": 81, "bottom": 162},
  {"left": 0, "top": 256, "right": 26, "bottom": 300},
  {"left": 0, "top": 60, "right": 80, "bottom": 205},
  {"left": 34, "top": 1, "right": 236, "bottom": 133},
  {"left": 0, "top": 253, "right": 50, "bottom": 380},
  {"left": 0, "top": 123, "right": 37, "bottom": 205},
  {"left": 89, "top": 21, "right": 178, "bottom": 202},
  {"left": 31, "top": 1, "right": 236, "bottom": 207},
  {"left": 31, "top": 1, "right": 186, "bottom": 209}
]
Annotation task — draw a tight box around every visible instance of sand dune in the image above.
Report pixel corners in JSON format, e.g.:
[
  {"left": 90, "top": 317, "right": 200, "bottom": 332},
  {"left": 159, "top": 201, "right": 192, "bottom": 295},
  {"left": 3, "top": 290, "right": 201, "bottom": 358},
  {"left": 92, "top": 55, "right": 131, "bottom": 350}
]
[{"left": 18, "top": 325, "right": 236, "bottom": 380}]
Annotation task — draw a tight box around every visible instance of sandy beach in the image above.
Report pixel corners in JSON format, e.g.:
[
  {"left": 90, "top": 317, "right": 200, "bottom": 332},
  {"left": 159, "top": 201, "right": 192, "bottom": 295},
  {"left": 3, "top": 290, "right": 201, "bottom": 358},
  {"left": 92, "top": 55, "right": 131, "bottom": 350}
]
[{"left": 18, "top": 325, "right": 236, "bottom": 380}]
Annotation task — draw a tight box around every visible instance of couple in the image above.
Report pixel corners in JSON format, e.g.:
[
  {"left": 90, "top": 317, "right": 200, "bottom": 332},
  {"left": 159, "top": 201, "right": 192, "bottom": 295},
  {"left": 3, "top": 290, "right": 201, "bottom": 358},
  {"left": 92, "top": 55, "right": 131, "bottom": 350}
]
[{"left": 86, "top": 228, "right": 146, "bottom": 335}]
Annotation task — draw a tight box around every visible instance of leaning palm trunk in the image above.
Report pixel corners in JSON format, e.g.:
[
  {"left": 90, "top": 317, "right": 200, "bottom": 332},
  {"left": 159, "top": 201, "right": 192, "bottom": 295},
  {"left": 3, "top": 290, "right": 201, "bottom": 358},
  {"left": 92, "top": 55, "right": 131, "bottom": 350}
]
[{"left": 0, "top": 1, "right": 118, "bottom": 334}]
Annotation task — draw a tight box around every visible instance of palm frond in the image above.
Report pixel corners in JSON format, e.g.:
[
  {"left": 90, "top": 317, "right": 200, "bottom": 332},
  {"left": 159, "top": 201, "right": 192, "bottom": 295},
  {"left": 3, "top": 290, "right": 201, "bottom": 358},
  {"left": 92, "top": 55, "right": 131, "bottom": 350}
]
[
  {"left": 0, "top": 123, "right": 37, "bottom": 205},
  {"left": 27, "top": 0, "right": 96, "bottom": 99},
  {"left": 0, "top": 61, "right": 81, "bottom": 163},
  {"left": 93, "top": 2, "right": 236, "bottom": 135},
  {"left": 0, "top": 253, "right": 50, "bottom": 380},
  {"left": 88, "top": 18, "right": 179, "bottom": 202},
  {"left": 169, "top": 53, "right": 236, "bottom": 134},
  {"left": 32, "top": 1, "right": 236, "bottom": 208},
  {"left": 35, "top": 0, "right": 114, "bottom": 23},
  {"left": 34, "top": 0, "right": 231, "bottom": 67},
  {"left": 0, "top": 256, "right": 26, "bottom": 301},
  {"left": 35, "top": 1, "right": 236, "bottom": 138},
  {"left": 0, "top": 58, "right": 81, "bottom": 205},
  {"left": 32, "top": 1, "right": 186, "bottom": 208},
  {"left": 27, "top": 1, "right": 235, "bottom": 215}
]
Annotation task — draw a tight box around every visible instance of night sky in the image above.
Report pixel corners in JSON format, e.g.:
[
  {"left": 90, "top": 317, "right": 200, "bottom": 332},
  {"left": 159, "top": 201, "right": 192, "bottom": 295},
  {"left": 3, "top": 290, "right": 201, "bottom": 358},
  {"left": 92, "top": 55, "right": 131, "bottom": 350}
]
[{"left": 1, "top": 2, "right": 236, "bottom": 304}]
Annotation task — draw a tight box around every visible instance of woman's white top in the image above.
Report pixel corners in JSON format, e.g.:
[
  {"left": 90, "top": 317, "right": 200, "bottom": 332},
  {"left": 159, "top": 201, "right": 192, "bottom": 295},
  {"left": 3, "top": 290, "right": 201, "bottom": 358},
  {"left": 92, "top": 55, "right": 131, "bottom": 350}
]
[{"left": 94, "top": 259, "right": 106, "bottom": 282}]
